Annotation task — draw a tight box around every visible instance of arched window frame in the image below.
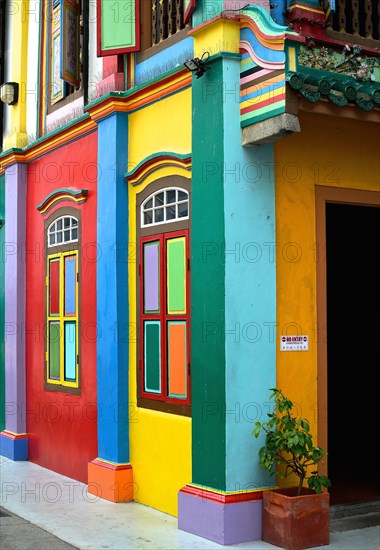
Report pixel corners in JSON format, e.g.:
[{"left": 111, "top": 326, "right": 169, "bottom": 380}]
[
  {"left": 47, "top": 215, "right": 79, "bottom": 247},
  {"left": 141, "top": 187, "right": 189, "bottom": 228},
  {"left": 136, "top": 176, "right": 191, "bottom": 417},
  {"left": 44, "top": 207, "right": 81, "bottom": 393}
]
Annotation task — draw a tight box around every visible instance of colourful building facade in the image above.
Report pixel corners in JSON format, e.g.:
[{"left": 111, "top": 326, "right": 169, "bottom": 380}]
[{"left": 1, "top": 0, "right": 379, "bottom": 544}]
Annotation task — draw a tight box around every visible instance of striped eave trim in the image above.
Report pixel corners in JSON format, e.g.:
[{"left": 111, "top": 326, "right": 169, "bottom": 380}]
[
  {"left": 125, "top": 152, "right": 192, "bottom": 186},
  {"left": 36, "top": 188, "right": 88, "bottom": 214}
]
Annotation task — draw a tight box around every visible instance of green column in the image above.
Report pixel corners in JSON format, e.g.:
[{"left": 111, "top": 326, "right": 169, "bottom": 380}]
[{"left": 191, "top": 57, "right": 227, "bottom": 490}]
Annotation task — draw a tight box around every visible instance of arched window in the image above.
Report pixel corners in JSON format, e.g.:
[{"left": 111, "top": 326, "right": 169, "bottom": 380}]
[
  {"left": 141, "top": 188, "right": 189, "bottom": 227},
  {"left": 45, "top": 210, "right": 80, "bottom": 390},
  {"left": 48, "top": 216, "right": 78, "bottom": 247},
  {"left": 137, "top": 179, "right": 191, "bottom": 416}
]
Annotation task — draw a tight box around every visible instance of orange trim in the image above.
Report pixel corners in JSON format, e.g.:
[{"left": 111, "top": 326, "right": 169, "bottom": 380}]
[
  {"left": 0, "top": 117, "right": 97, "bottom": 174},
  {"left": 87, "top": 69, "right": 191, "bottom": 122}
]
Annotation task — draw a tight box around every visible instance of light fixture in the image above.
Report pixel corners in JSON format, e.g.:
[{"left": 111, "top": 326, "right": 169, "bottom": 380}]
[
  {"left": 0, "top": 82, "right": 19, "bottom": 105},
  {"left": 184, "top": 52, "right": 210, "bottom": 79}
]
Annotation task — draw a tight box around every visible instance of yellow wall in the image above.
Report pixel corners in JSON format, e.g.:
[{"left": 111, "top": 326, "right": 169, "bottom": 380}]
[
  {"left": 3, "top": 0, "right": 29, "bottom": 149},
  {"left": 275, "top": 111, "right": 379, "bottom": 450},
  {"left": 128, "top": 89, "right": 192, "bottom": 517}
]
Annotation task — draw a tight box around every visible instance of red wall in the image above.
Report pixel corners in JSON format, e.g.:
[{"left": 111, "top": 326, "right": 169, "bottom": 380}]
[{"left": 26, "top": 132, "right": 98, "bottom": 483}]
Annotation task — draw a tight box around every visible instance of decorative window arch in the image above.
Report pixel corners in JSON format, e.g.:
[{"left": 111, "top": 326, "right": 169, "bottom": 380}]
[
  {"left": 141, "top": 187, "right": 189, "bottom": 227},
  {"left": 137, "top": 177, "right": 191, "bottom": 416},
  {"left": 45, "top": 209, "right": 80, "bottom": 391}
]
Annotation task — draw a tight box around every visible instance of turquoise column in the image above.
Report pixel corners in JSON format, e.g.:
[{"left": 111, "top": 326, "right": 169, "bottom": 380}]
[
  {"left": 179, "top": 50, "right": 277, "bottom": 548},
  {"left": 87, "top": 112, "right": 133, "bottom": 502}
]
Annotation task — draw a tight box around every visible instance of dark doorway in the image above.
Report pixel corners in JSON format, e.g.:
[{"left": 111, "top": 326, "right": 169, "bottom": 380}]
[{"left": 326, "top": 203, "right": 380, "bottom": 505}]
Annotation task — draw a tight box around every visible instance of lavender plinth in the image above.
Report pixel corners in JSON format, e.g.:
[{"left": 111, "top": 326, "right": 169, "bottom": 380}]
[{"left": 178, "top": 491, "right": 262, "bottom": 545}]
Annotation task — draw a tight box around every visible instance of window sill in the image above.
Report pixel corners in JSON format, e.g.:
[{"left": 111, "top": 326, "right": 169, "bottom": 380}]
[
  {"left": 138, "top": 396, "right": 191, "bottom": 417},
  {"left": 44, "top": 382, "right": 80, "bottom": 395}
]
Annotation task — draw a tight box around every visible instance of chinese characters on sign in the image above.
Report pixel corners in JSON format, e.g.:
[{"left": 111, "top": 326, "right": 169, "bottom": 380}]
[{"left": 280, "top": 335, "right": 309, "bottom": 351}]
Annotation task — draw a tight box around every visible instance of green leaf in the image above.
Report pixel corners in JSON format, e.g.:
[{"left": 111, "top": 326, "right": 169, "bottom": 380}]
[{"left": 252, "top": 387, "right": 330, "bottom": 492}]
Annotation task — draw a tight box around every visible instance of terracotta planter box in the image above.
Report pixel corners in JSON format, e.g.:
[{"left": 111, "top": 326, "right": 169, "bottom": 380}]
[{"left": 262, "top": 487, "right": 329, "bottom": 550}]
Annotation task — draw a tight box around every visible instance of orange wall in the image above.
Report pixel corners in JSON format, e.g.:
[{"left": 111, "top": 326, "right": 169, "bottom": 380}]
[{"left": 274, "top": 111, "right": 379, "bottom": 447}]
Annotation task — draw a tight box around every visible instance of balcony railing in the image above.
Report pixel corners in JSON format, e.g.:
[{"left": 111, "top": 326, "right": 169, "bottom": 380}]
[
  {"left": 152, "top": 0, "right": 185, "bottom": 45},
  {"left": 331, "top": 0, "right": 379, "bottom": 40}
]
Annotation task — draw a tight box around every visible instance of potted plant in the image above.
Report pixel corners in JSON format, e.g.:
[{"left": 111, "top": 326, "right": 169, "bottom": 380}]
[{"left": 253, "top": 388, "right": 331, "bottom": 550}]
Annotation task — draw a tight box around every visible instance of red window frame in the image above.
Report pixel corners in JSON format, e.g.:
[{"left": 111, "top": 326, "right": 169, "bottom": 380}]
[{"left": 139, "top": 229, "right": 191, "bottom": 406}]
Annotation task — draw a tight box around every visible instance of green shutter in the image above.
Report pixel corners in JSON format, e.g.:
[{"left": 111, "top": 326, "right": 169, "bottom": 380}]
[
  {"left": 167, "top": 237, "right": 186, "bottom": 314},
  {"left": 98, "top": 0, "right": 140, "bottom": 56},
  {"left": 49, "top": 322, "right": 61, "bottom": 380},
  {"left": 144, "top": 321, "right": 161, "bottom": 393}
]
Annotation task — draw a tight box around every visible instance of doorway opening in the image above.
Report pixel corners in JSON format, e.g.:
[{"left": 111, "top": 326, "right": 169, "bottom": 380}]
[{"left": 326, "top": 203, "right": 380, "bottom": 505}]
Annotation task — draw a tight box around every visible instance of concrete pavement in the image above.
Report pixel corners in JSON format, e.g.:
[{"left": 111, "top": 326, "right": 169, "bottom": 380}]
[{"left": 1, "top": 457, "right": 379, "bottom": 550}]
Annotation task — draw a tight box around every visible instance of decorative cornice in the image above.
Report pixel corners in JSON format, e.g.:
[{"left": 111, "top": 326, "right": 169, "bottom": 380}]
[
  {"left": 86, "top": 67, "right": 191, "bottom": 123},
  {"left": 287, "top": 1, "right": 327, "bottom": 38},
  {"left": 36, "top": 188, "right": 89, "bottom": 215},
  {"left": 299, "top": 44, "right": 380, "bottom": 83},
  {"left": 287, "top": 68, "right": 380, "bottom": 110},
  {"left": 125, "top": 152, "right": 192, "bottom": 186},
  {"left": 180, "top": 484, "right": 264, "bottom": 504},
  {"left": 0, "top": 115, "right": 97, "bottom": 174}
]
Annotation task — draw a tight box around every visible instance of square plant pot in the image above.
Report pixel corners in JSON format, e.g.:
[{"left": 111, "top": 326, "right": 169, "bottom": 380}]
[{"left": 262, "top": 487, "right": 329, "bottom": 550}]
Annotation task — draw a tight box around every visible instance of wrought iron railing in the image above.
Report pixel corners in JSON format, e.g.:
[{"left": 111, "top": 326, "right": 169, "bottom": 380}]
[
  {"left": 331, "top": 0, "right": 379, "bottom": 40},
  {"left": 152, "top": 0, "right": 185, "bottom": 45}
]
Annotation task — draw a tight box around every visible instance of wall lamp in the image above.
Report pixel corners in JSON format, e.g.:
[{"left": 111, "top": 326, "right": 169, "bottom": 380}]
[
  {"left": 0, "top": 82, "right": 19, "bottom": 105},
  {"left": 184, "top": 52, "right": 210, "bottom": 78}
]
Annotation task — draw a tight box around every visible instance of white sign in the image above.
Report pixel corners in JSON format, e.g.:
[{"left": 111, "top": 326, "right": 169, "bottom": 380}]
[{"left": 280, "top": 335, "right": 309, "bottom": 351}]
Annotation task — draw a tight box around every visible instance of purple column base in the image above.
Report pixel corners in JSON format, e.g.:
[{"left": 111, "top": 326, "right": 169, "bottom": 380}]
[
  {"left": 178, "top": 491, "right": 262, "bottom": 545},
  {"left": 0, "top": 432, "right": 28, "bottom": 461}
]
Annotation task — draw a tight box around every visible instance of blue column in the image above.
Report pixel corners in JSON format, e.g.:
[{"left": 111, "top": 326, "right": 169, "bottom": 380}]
[
  {"left": 96, "top": 112, "right": 129, "bottom": 463},
  {"left": 88, "top": 111, "right": 133, "bottom": 503}
]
